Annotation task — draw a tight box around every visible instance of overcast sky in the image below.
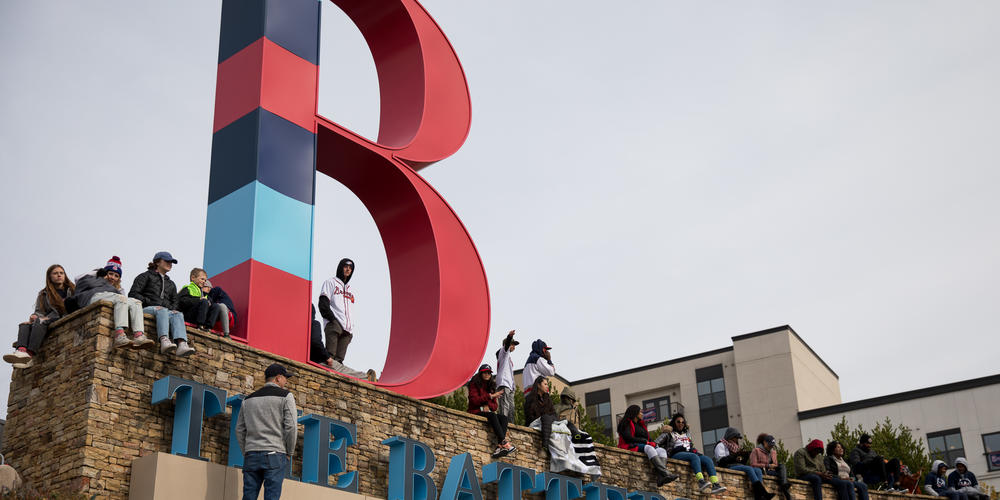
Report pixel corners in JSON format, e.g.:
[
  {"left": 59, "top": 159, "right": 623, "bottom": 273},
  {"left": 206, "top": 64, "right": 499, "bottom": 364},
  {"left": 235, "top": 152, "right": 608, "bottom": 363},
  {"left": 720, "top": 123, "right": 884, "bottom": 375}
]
[{"left": 1, "top": 1, "right": 998, "bottom": 420}]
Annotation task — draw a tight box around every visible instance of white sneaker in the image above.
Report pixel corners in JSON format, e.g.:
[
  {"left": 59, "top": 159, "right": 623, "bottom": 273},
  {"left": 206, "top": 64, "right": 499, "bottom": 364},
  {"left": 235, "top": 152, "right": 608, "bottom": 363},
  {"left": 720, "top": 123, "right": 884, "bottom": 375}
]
[
  {"left": 175, "top": 341, "right": 195, "bottom": 357},
  {"left": 3, "top": 349, "right": 30, "bottom": 363},
  {"left": 12, "top": 357, "right": 34, "bottom": 369},
  {"left": 113, "top": 333, "right": 132, "bottom": 349},
  {"left": 159, "top": 336, "right": 177, "bottom": 354}
]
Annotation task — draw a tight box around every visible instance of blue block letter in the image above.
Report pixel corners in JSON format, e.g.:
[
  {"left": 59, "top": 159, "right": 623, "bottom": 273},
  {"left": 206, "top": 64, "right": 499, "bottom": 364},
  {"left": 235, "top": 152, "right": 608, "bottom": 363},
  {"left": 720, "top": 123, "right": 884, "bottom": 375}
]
[
  {"left": 482, "top": 462, "right": 536, "bottom": 500},
  {"left": 441, "top": 453, "right": 482, "bottom": 500},
  {"left": 226, "top": 394, "right": 245, "bottom": 467},
  {"left": 300, "top": 413, "right": 358, "bottom": 492},
  {"left": 383, "top": 436, "right": 437, "bottom": 500},
  {"left": 532, "top": 472, "right": 584, "bottom": 500},
  {"left": 584, "top": 483, "right": 628, "bottom": 500},
  {"left": 151, "top": 376, "right": 227, "bottom": 459}
]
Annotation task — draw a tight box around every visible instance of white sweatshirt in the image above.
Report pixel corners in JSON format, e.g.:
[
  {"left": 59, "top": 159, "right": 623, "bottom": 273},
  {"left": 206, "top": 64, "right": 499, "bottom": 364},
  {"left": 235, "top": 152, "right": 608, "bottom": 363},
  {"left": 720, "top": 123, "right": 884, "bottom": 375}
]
[
  {"left": 319, "top": 276, "right": 355, "bottom": 333},
  {"left": 522, "top": 358, "right": 555, "bottom": 392}
]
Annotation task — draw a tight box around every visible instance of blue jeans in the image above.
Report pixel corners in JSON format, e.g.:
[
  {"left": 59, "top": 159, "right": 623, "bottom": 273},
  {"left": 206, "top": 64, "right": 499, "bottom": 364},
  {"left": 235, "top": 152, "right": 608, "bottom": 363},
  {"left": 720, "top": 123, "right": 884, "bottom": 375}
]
[
  {"left": 800, "top": 473, "right": 824, "bottom": 500},
  {"left": 730, "top": 464, "right": 763, "bottom": 482},
  {"left": 243, "top": 451, "right": 288, "bottom": 500},
  {"left": 672, "top": 451, "right": 716, "bottom": 476},
  {"left": 143, "top": 306, "right": 187, "bottom": 340},
  {"left": 829, "top": 477, "right": 856, "bottom": 500},
  {"left": 852, "top": 480, "right": 869, "bottom": 500}
]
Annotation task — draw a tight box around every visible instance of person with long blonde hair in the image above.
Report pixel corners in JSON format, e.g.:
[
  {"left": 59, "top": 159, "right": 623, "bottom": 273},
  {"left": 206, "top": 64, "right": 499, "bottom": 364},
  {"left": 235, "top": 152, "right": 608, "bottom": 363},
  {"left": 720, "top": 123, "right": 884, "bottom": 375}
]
[{"left": 4, "top": 264, "right": 76, "bottom": 368}]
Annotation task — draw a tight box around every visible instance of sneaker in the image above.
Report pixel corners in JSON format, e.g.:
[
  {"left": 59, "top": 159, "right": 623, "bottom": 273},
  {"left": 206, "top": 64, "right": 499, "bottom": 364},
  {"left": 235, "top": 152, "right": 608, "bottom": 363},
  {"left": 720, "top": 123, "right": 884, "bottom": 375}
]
[
  {"left": 175, "top": 341, "right": 195, "bottom": 357},
  {"left": 710, "top": 484, "right": 727, "bottom": 494},
  {"left": 158, "top": 336, "right": 176, "bottom": 354},
  {"left": 113, "top": 333, "right": 132, "bottom": 349},
  {"left": 12, "top": 357, "right": 34, "bottom": 369},
  {"left": 698, "top": 479, "right": 711, "bottom": 493},
  {"left": 505, "top": 443, "right": 516, "bottom": 456},
  {"left": 129, "top": 332, "right": 154, "bottom": 350},
  {"left": 491, "top": 446, "right": 508, "bottom": 459},
  {"left": 3, "top": 348, "right": 31, "bottom": 363}
]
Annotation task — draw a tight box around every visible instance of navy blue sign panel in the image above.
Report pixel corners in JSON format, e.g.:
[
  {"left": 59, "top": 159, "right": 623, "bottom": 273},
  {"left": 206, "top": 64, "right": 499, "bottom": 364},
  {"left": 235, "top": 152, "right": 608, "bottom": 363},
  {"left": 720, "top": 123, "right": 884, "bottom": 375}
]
[
  {"left": 218, "top": 0, "right": 321, "bottom": 64},
  {"left": 482, "top": 462, "right": 537, "bottom": 500}
]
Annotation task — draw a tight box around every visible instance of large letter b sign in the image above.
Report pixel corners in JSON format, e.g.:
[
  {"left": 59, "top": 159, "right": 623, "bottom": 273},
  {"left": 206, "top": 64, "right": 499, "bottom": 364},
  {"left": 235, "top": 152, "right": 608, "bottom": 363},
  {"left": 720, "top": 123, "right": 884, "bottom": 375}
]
[{"left": 203, "top": 0, "right": 489, "bottom": 399}]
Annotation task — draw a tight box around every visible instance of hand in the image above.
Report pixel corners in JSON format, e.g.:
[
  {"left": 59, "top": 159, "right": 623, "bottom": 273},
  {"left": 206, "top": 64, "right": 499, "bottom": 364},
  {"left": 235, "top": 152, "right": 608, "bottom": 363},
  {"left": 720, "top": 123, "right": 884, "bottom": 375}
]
[
  {"left": 28, "top": 314, "right": 38, "bottom": 323},
  {"left": 821, "top": 473, "right": 832, "bottom": 480}
]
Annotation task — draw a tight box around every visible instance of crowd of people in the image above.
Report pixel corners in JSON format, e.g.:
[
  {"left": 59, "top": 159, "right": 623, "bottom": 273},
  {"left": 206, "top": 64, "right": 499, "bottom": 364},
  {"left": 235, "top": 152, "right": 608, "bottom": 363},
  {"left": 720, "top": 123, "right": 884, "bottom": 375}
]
[{"left": 4, "top": 252, "right": 232, "bottom": 368}]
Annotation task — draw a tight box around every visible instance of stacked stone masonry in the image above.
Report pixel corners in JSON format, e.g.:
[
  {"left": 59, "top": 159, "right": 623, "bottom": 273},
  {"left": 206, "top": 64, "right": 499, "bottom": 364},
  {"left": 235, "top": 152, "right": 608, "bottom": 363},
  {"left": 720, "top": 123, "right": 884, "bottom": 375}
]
[{"left": 3, "top": 304, "right": 929, "bottom": 499}]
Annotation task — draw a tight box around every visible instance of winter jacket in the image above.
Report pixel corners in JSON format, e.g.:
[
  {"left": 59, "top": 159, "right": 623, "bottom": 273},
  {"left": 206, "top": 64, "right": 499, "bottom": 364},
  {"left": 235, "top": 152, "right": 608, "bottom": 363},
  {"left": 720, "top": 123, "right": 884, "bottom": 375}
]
[
  {"left": 714, "top": 428, "right": 747, "bottom": 467},
  {"left": 522, "top": 340, "right": 555, "bottom": 392},
  {"left": 659, "top": 430, "right": 698, "bottom": 457},
  {"left": 847, "top": 445, "right": 879, "bottom": 468},
  {"left": 749, "top": 446, "right": 778, "bottom": 468},
  {"left": 793, "top": 448, "right": 826, "bottom": 477},
  {"left": 524, "top": 389, "right": 555, "bottom": 425},
  {"left": 235, "top": 382, "right": 297, "bottom": 456},
  {"left": 617, "top": 419, "right": 651, "bottom": 451},
  {"left": 824, "top": 455, "right": 852, "bottom": 479},
  {"left": 74, "top": 274, "right": 122, "bottom": 306},
  {"left": 467, "top": 383, "right": 498, "bottom": 415},
  {"left": 32, "top": 287, "right": 72, "bottom": 322},
  {"left": 177, "top": 282, "right": 206, "bottom": 314},
  {"left": 128, "top": 270, "right": 179, "bottom": 309},
  {"left": 207, "top": 286, "right": 237, "bottom": 323}
]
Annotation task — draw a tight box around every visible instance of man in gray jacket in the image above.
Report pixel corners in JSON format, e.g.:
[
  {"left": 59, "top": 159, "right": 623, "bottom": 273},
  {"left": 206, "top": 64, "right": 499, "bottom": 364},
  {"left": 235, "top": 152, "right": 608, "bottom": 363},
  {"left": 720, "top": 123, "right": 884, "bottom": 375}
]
[{"left": 236, "top": 363, "right": 298, "bottom": 500}]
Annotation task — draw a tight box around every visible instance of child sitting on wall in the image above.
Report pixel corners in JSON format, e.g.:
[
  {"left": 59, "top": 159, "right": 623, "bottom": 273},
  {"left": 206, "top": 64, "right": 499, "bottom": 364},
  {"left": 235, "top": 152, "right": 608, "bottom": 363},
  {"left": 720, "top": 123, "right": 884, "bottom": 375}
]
[{"left": 177, "top": 268, "right": 231, "bottom": 337}]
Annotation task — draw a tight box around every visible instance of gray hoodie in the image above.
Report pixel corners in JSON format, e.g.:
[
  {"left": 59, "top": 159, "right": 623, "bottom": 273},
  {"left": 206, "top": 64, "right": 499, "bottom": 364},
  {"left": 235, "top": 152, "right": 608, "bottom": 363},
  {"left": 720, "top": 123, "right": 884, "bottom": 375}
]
[{"left": 235, "top": 382, "right": 297, "bottom": 456}]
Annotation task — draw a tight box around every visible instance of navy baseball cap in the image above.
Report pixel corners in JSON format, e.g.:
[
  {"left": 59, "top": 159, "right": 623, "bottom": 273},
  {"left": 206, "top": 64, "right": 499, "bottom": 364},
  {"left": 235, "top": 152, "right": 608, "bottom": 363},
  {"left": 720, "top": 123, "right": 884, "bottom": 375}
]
[
  {"left": 153, "top": 251, "right": 178, "bottom": 264},
  {"left": 265, "top": 363, "right": 294, "bottom": 379}
]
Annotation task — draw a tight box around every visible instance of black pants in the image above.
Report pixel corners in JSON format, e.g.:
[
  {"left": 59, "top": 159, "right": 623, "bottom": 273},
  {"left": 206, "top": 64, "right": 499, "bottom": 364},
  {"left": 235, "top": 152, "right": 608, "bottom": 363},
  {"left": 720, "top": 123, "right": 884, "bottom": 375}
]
[
  {"left": 309, "top": 319, "right": 330, "bottom": 363},
  {"left": 856, "top": 457, "right": 897, "bottom": 487},
  {"left": 324, "top": 320, "right": 352, "bottom": 362},
  {"left": 482, "top": 411, "right": 509, "bottom": 443},
  {"left": 765, "top": 464, "right": 790, "bottom": 486},
  {"left": 537, "top": 413, "right": 556, "bottom": 450},
  {"left": 15, "top": 320, "right": 49, "bottom": 353},
  {"left": 182, "top": 300, "right": 224, "bottom": 328}
]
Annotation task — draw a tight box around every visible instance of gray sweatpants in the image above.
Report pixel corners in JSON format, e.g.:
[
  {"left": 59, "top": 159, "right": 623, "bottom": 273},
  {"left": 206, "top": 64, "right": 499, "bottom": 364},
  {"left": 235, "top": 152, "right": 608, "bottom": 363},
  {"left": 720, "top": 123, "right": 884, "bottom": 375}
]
[
  {"left": 90, "top": 292, "right": 145, "bottom": 332},
  {"left": 498, "top": 386, "right": 515, "bottom": 422}
]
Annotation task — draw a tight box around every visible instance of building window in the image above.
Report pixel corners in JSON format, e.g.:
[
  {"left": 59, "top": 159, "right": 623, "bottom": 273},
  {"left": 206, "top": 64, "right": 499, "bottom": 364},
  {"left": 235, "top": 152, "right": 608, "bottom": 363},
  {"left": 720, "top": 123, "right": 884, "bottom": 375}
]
[
  {"left": 702, "top": 427, "right": 729, "bottom": 459},
  {"left": 642, "top": 396, "right": 671, "bottom": 423},
  {"left": 697, "top": 377, "right": 726, "bottom": 409},
  {"left": 927, "top": 429, "right": 964, "bottom": 466},
  {"left": 586, "top": 389, "right": 613, "bottom": 438},
  {"left": 983, "top": 432, "right": 1000, "bottom": 472}
]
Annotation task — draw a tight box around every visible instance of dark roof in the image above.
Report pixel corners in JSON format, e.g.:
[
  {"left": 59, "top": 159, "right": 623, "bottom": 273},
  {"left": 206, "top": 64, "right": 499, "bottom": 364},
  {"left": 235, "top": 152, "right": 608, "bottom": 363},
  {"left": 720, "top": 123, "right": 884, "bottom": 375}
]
[
  {"left": 732, "top": 325, "right": 839, "bottom": 380},
  {"left": 568, "top": 346, "right": 735, "bottom": 386},
  {"left": 798, "top": 373, "right": 1000, "bottom": 419}
]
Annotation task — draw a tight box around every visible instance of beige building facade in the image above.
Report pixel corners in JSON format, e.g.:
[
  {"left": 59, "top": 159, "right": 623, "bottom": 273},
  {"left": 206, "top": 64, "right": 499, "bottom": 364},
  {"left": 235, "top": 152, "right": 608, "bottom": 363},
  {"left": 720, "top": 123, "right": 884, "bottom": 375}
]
[
  {"left": 798, "top": 374, "right": 1000, "bottom": 490},
  {"left": 566, "top": 325, "right": 841, "bottom": 454}
]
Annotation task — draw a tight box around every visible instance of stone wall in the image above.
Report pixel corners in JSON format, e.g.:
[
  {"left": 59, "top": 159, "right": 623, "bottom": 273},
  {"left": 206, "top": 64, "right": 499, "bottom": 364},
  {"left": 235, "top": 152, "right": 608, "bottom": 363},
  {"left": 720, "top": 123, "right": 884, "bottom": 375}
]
[{"left": 3, "top": 305, "right": 930, "bottom": 499}]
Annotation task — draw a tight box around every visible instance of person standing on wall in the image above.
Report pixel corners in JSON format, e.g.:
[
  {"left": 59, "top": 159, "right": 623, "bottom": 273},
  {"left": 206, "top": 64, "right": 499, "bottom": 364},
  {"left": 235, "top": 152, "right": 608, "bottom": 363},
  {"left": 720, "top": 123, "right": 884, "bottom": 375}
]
[
  {"left": 319, "top": 258, "right": 356, "bottom": 364},
  {"left": 522, "top": 339, "right": 555, "bottom": 394},
  {"left": 237, "top": 363, "right": 297, "bottom": 500},
  {"left": 494, "top": 329, "right": 518, "bottom": 421}
]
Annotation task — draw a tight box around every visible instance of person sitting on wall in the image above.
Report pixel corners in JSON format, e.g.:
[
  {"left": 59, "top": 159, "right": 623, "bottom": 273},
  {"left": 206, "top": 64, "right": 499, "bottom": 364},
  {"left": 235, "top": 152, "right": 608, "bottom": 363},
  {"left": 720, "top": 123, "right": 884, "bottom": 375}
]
[
  {"left": 825, "top": 440, "right": 870, "bottom": 500},
  {"left": 128, "top": 251, "right": 194, "bottom": 357},
  {"left": 554, "top": 387, "right": 581, "bottom": 432},
  {"left": 4, "top": 264, "right": 77, "bottom": 369},
  {"left": 924, "top": 460, "right": 964, "bottom": 499},
  {"left": 617, "top": 405, "right": 678, "bottom": 487},
  {"left": 522, "top": 339, "right": 555, "bottom": 394},
  {"left": 205, "top": 277, "right": 236, "bottom": 336},
  {"left": 947, "top": 458, "right": 989, "bottom": 500},
  {"left": 793, "top": 439, "right": 831, "bottom": 500},
  {"left": 73, "top": 257, "right": 154, "bottom": 352},
  {"left": 749, "top": 434, "right": 793, "bottom": 500},
  {"left": 309, "top": 305, "right": 335, "bottom": 368},
  {"left": 524, "top": 376, "right": 557, "bottom": 455},
  {"left": 714, "top": 427, "right": 774, "bottom": 499},
  {"left": 467, "top": 364, "right": 515, "bottom": 459},
  {"left": 846, "top": 434, "right": 901, "bottom": 492},
  {"left": 177, "top": 268, "right": 230, "bottom": 337},
  {"left": 657, "top": 414, "right": 727, "bottom": 495}
]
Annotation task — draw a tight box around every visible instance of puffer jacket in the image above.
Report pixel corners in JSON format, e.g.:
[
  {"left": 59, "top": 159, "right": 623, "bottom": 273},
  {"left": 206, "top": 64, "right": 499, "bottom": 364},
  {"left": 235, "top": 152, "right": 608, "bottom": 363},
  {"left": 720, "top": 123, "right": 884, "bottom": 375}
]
[{"left": 129, "top": 270, "right": 178, "bottom": 309}]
